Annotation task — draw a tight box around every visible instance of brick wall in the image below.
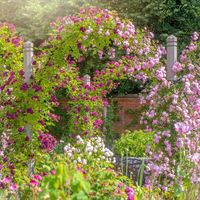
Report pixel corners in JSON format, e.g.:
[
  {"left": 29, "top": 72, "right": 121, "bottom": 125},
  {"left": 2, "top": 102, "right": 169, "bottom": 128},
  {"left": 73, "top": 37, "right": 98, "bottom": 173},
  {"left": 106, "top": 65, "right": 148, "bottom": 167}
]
[
  {"left": 110, "top": 94, "right": 145, "bottom": 133},
  {"left": 58, "top": 95, "right": 145, "bottom": 135}
]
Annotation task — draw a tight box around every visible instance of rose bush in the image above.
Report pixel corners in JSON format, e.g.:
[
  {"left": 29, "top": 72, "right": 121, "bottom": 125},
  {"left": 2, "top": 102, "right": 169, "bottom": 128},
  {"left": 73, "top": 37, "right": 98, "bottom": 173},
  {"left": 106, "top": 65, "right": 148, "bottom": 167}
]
[
  {"left": 0, "top": 22, "right": 73, "bottom": 189},
  {"left": 141, "top": 32, "right": 200, "bottom": 199}
]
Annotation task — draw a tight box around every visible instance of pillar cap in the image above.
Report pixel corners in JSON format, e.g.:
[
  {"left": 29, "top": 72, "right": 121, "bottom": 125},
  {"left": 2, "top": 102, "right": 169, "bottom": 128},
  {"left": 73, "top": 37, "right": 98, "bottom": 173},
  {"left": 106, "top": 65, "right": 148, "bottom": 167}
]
[
  {"left": 167, "top": 35, "right": 177, "bottom": 42},
  {"left": 24, "top": 41, "right": 33, "bottom": 48}
]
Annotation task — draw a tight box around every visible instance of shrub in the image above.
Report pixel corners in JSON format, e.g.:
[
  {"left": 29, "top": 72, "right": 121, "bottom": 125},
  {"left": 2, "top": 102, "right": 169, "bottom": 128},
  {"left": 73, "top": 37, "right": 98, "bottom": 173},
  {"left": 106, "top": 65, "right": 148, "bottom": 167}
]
[
  {"left": 114, "top": 130, "right": 154, "bottom": 157},
  {"left": 142, "top": 31, "right": 200, "bottom": 196}
]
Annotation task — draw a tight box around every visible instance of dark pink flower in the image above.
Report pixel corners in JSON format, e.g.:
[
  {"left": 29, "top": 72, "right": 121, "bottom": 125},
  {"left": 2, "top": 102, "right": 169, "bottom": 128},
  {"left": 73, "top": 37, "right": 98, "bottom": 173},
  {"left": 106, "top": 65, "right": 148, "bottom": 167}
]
[
  {"left": 83, "top": 116, "right": 89, "bottom": 122},
  {"left": 18, "top": 127, "right": 24, "bottom": 132},
  {"left": 38, "top": 120, "right": 45, "bottom": 126},
  {"left": 6, "top": 123, "right": 11, "bottom": 129},
  {"left": 38, "top": 133, "right": 57, "bottom": 152},
  {"left": 32, "top": 84, "right": 42, "bottom": 92},
  {"left": 33, "top": 174, "right": 42, "bottom": 181},
  {"left": 12, "top": 38, "right": 20, "bottom": 47},
  {"left": 93, "top": 119, "right": 103, "bottom": 129},
  {"left": 80, "top": 27, "right": 86, "bottom": 32},
  {"left": 9, "top": 183, "right": 18, "bottom": 191},
  {"left": 30, "top": 180, "right": 38, "bottom": 187},
  {"left": 25, "top": 136, "right": 30, "bottom": 141},
  {"left": 20, "top": 83, "right": 29, "bottom": 91},
  {"left": 125, "top": 187, "right": 135, "bottom": 200},
  {"left": 48, "top": 113, "right": 60, "bottom": 122},
  {"left": 32, "top": 60, "right": 37, "bottom": 65},
  {"left": 27, "top": 108, "right": 34, "bottom": 114}
]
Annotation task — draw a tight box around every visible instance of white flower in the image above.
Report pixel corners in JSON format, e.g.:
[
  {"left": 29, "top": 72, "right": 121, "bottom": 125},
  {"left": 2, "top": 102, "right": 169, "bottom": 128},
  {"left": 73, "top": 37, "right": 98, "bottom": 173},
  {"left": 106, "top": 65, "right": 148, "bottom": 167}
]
[
  {"left": 82, "top": 159, "right": 87, "bottom": 165},
  {"left": 94, "top": 148, "right": 97, "bottom": 153},
  {"left": 67, "top": 152, "right": 72, "bottom": 157},
  {"left": 85, "top": 141, "right": 94, "bottom": 152},
  {"left": 71, "top": 147, "right": 76, "bottom": 152},
  {"left": 98, "top": 28, "right": 103, "bottom": 34},
  {"left": 77, "top": 157, "right": 82, "bottom": 163},
  {"left": 105, "top": 30, "right": 110, "bottom": 36},
  {"left": 77, "top": 139, "right": 84, "bottom": 144},
  {"left": 86, "top": 141, "right": 92, "bottom": 147},
  {"left": 76, "top": 135, "right": 82, "bottom": 140},
  {"left": 190, "top": 153, "right": 200, "bottom": 162},
  {"left": 64, "top": 144, "right": 71, "bottom": 153},
  {"left": 73, "top": 160, "right": 77, "bottom": 164},
  {"left": 76, "top": 135, "right": 84, "bottom": 144},
  {"left": 98, "top": 142, "right": 104, "bottom": 148}
]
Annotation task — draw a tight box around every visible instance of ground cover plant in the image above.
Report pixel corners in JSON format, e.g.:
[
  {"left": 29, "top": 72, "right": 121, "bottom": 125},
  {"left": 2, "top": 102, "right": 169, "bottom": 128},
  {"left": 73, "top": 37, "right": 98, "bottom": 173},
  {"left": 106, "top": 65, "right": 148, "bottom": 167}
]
[{"left": 0, "top": 7, "right": 199, "bottom": 200}]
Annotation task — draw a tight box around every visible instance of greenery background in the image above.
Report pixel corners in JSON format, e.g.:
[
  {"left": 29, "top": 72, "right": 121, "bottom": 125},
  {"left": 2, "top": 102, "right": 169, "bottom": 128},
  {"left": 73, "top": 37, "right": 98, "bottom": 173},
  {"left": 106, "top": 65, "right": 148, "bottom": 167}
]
[{"left": 1, "top": 0, "right": 199, "bottom": 50}]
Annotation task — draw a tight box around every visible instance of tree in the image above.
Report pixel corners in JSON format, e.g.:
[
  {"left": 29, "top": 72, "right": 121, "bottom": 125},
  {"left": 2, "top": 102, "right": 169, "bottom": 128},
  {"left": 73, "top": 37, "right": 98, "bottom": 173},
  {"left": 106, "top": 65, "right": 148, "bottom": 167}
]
[
  {"left": 97, "top": 0, "right": 200, "bottom": 50},
  {"left": 0, "top": 0, "right": 92, "bottom": 43}
]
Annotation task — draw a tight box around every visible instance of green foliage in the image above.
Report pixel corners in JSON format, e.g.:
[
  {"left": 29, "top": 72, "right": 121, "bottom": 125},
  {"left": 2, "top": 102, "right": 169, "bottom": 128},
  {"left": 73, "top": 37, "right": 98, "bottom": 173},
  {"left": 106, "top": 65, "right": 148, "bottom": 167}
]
[
  {"left": 114, "top": 130, "right": 154, "bottom": 157},
  {"left": 0, "top": 0, "right": 93, "bottom": 43},
  {"left": 108, "top": 77, "right": 145, "bottom": 96},
  {"left": 47, "top": 88, "right": 71, "bottom": 140},
  {"left": 0, "top": 23, "right": 23, "bottom": 70},
  {"left": 97, "top": 0, "right": 200, "bottom": 51},
  {"left": 38, "top": 162, "right": 91, "bottom": 200},
  {"left": 104, "top": 101, "right": 120, "bottom": 147}
]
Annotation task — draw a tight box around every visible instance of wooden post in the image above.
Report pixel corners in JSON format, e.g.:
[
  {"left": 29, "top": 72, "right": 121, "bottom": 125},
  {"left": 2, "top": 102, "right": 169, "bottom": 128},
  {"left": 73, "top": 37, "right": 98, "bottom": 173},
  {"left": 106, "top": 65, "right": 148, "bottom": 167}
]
[
  {"left": 24, "top": 41, "right": 34, "bottom": 176},
  {"left": 167, "top": 35, "right": 177, "bottom": 81},
  {"left": 83, "top": 74, "right": 91, "bottom": 86}
]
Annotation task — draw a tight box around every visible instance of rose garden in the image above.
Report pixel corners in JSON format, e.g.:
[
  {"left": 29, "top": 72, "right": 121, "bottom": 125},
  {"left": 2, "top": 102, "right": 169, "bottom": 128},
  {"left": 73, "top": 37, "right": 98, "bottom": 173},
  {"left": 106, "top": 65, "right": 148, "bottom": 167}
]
[{"left": 0, "top": 7, "right": 199, "bottom": 200}]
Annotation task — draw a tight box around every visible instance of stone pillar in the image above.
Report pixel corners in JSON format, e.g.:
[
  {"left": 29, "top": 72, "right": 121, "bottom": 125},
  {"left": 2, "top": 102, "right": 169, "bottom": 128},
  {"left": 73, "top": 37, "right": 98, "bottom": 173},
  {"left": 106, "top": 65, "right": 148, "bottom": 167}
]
[
  {"left": 24, "top": 41, "right": 34, "bottom": 176},
  {"left": 83, "top": 74, "right": 91, "bottom": 86},
  {"left": 167, "top": 35, "right": 177, "bottom": 81},
  {"left": 24, "top": 41, "right": 33, "bottom": 83}
]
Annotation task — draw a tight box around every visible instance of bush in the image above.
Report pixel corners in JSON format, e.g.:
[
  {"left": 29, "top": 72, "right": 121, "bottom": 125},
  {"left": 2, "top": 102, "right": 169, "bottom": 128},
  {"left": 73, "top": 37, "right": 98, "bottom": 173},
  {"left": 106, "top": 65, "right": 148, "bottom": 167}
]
[{"left": 114, "top": 130, "right": 154, "bottom": 157}]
